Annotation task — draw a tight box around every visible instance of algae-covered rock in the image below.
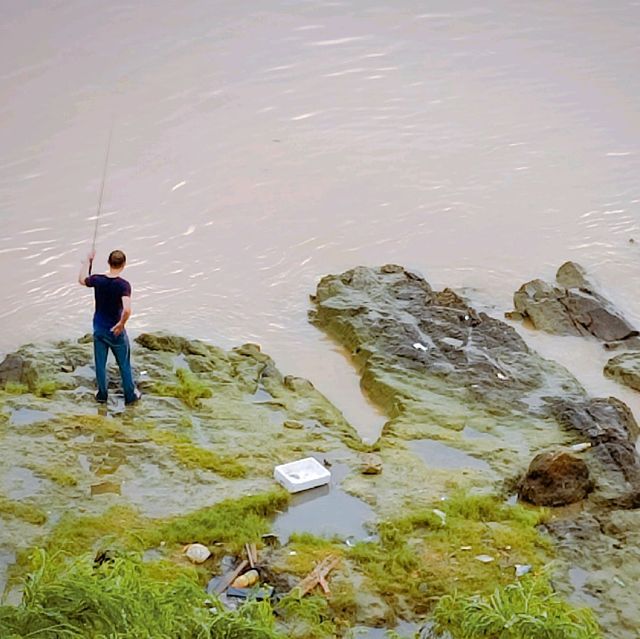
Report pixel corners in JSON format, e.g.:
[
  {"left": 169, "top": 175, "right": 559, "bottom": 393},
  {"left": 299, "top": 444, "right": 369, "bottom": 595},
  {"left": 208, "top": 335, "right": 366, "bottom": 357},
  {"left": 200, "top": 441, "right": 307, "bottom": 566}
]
[
  {"left": 511, "top": 261, "right": 637, "bottom": 342},
  {"left": 518, "top": 449, "right": 592, "bottom": 506},
  {"left": 604, "top": 351, "right": 640, "bottom": 392},
  {"left": 311, "top": 265, "right": 640, "bottom": 507}
]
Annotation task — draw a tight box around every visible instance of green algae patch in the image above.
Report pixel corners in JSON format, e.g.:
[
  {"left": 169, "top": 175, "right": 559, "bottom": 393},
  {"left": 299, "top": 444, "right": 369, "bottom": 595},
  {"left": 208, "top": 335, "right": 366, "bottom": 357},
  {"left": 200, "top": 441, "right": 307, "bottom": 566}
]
[
  {"left": 154, "top": 490, "right": 290, "bottom": 552},
  {"left": 0, "top": 497, "right": 47, "bottom": 526},
  {"left": 150, "top": 429, "right": 247, "bottom": 478},
  {"left": 31, "top": 463, "right": 80, "bottom": 487},
  {"left": 151, "top": 368, "right": 213, "bottom": 408},
  {"left": 3, "top": 382, "right": 28, "bottom": 395},
  {"left": 348, "top": 491, "right": 550, "bottom": 617},
  {"left": 44, "top": 504, "right": 146, "bottom": 556},
  {"left": 33, "top": 379, "right": 59, "bottom": 398},
  {"left": 40, "top": 491, "right": 290, "bottom": 559},
  {"left": 0, "top": 550, "right": 285, "bottom": 639},
  {"left": 431, "top": 575, "right": 602, "bottom": 639}
]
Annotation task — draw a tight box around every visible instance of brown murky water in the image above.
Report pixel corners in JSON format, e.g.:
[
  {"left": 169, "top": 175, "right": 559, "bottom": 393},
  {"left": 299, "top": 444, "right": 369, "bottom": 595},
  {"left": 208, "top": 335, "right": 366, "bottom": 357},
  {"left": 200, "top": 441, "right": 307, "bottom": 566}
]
[{"left": 2, "top": 1, "right": 640, "bottom": 438}]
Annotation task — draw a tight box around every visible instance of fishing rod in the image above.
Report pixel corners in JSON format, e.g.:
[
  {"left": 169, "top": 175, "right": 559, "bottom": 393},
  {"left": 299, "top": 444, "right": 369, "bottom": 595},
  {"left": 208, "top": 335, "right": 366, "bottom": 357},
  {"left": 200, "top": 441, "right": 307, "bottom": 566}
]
[{"left": 89, "top": 119, "right": 115, "bottom": 275}]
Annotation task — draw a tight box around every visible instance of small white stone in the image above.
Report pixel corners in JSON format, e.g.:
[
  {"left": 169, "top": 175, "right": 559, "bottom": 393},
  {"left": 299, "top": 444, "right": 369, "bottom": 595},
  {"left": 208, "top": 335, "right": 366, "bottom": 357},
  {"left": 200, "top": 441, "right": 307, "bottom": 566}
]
[
  {"left": 475, "top": 554, "right": 495, "bottom": 563},
  {"left": 184, "top": 543, "right": 211, "bottom": 564}
]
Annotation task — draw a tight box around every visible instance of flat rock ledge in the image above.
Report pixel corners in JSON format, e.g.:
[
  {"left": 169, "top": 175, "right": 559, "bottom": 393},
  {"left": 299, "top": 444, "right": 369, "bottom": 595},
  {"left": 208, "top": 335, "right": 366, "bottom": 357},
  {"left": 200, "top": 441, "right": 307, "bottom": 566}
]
[
  {"left": 311, "top": 264, "right": 640, "bottom": 507},
  {"left": 508, "top": 261, "right": 637, "bottom": 342}
]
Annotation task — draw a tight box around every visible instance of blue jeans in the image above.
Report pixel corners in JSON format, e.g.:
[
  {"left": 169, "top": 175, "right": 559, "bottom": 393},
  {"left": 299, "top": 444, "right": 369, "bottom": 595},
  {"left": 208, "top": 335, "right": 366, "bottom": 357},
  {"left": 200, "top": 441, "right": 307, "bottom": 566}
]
[{"left": 93, "top": 326, "right": 136, "bottom": 404}]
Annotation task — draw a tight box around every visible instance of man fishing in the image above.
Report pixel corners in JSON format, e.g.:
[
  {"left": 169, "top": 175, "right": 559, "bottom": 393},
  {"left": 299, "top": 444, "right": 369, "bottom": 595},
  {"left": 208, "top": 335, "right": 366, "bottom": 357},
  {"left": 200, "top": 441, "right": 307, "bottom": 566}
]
[{"left": 78, "top": 249, "right": 139, "bottom": 405}]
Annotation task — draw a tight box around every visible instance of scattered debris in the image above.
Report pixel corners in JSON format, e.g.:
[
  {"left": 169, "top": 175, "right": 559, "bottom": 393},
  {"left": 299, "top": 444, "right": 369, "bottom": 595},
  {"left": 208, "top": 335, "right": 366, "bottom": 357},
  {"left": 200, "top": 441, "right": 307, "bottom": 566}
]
[
  {"left": 274, "top": 457, "right": 331, "bottom": 493},
  {"left": 231, "top": 569, "right": 259, "bottom": 589},
  {"left": 432, "top": 509, "right": 447, "bottom": 525},
  {"left": 283, "top": 420, "right": 304, "bottom": 430},
  {"left": 474, "top": 555, "right": 495, "bottom": 563},
  {"left": 211, "top": 559, "right": 249, "bottom": 595},
  {"left": 569, "top": 442, "right": 591, "bottom": 453},
  {"left": 515, "top": 564, "right": 532, "bottom": 577},
  {"left": 292, "top": 554, "right": 340, "bottom": 596}
]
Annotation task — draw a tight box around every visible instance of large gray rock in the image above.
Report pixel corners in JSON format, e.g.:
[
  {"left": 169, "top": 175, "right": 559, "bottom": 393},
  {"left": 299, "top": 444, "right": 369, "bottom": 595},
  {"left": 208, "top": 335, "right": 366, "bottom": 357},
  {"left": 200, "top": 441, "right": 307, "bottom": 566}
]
[
  {"left": 0, "top": 353, "right": 39, "bottom": 390},
  {"left": 511, "top": 261, "right": 637, "bottom": 342}
]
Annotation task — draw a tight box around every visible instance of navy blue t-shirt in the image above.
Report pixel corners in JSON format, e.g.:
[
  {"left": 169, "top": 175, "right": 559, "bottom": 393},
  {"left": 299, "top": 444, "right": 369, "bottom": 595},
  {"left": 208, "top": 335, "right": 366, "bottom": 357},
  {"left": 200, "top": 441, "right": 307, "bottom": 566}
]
[{"left": 85, "top": 274, "right": 131, "bottom": 331}]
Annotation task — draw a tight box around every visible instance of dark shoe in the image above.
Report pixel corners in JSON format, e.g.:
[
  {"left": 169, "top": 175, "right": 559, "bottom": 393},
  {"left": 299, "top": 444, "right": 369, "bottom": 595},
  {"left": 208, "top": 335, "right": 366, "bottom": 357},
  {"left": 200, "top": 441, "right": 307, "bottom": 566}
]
[
  {"left": 125, "top": 389, "right": 142, "bottom": 406},
  {"left": 95, "top": 392, "right": 108, "bottom": 404}
]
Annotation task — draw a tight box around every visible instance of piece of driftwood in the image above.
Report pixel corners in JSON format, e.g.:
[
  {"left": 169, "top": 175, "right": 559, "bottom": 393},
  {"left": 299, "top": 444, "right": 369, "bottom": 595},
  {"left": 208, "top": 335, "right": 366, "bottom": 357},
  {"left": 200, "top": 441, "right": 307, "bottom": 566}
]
[
  {"left": 292, "top": 554, "right": 340, "bottom": 597},
  {"left": 245, "top": 543, "right": 258, "bottom": 568},
  {"left": 213, "top": 559, "right": 249, "bottom": 594}
]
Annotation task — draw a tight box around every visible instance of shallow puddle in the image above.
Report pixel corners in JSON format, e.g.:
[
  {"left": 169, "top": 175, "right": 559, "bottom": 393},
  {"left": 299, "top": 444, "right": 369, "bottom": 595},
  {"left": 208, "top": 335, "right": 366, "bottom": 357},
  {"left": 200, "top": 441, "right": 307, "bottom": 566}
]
[
  {"left": 568, "top": 566, "right": 600, "bottom": 608},
  {"left": 9, "top": 408, "right": 54, "bottom": 426},
  {"left": 3, "top": 467, "right": 44, "bottom": 500},
  {"left": 272, "top": 461, "right": 375, "bottom": 544},
  {"left": 408, "top": 439, "right": 491, "bottom": 473},
  {"left": 461, "top": 426, "right": 490, "bottom": 440}
]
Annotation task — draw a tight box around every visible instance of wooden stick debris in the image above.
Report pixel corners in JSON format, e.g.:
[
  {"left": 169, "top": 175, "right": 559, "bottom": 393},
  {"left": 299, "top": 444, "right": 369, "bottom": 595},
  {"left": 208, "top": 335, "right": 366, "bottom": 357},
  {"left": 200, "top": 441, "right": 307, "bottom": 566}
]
[
  {"left": 213, "top": 559, "right": 248, "bottom": 594},
  {"left": 292, "top": 554, "right": 340, "bottom": 597},
  {"left": 245, "top": 543, "right": 258, "bottom": 568}
]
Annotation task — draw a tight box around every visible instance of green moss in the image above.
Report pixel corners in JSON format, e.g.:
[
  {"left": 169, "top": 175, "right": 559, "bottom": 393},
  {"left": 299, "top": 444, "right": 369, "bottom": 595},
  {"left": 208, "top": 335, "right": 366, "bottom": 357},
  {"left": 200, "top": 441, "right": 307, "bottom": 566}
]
[
  {"left": 34, "top": 464, "right": 79, "bottom": 487},
  {"left": 52, "top": 413, "right": 129, "bottom": 440},
  {"left": 153, "top": 490, "right": 290, "bottom": 553},
  {"left": 34, "top": 380, "right": 58, "bottom": 398},
  {"left": 41, "top": 491, "right": 290, "bottom": 559},
  {"left": 4, "top": 382, "right": 28, "bottom": 395},
  {"left": 348, "top": 491, "right": 551, "bottom": 616},
  {"left": 150, "top": 429, "right": 247, "bottom": 478},
  {"left": 44, "top": 505, "right": 145, "bottom": 555},
  {"left": 151, "top": 368, "right": 213, "bottom": 408},
  {"left": 431, "top": 575, "right": 602, "bottom": 638},
  {"left": 0, "top": 497, "right": 47, "bottom": 525}
]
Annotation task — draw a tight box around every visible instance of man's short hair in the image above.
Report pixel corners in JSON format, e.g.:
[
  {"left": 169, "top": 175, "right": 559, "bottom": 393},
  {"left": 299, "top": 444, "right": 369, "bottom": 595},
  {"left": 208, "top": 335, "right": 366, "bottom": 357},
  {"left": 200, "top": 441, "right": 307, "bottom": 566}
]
[{"left": 108, "top": 250, "right": 126, "bottom": 268}]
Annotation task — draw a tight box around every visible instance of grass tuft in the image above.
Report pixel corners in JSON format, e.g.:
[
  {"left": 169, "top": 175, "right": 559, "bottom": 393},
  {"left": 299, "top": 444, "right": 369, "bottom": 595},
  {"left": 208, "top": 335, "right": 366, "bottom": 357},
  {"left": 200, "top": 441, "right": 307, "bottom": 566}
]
[
  {"left": 431, "top": 575, "right": 602, "bottom": 638},
  {"left": 0, "top": 549, "right": 286, "bottom": 638}
]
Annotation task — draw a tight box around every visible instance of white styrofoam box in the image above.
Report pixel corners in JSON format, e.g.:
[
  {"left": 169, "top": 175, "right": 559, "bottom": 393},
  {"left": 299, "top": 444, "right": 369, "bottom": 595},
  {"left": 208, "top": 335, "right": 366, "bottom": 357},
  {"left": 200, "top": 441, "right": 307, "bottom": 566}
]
[{"left": 274, "top": 457, "right": 331, "bottom": 493}]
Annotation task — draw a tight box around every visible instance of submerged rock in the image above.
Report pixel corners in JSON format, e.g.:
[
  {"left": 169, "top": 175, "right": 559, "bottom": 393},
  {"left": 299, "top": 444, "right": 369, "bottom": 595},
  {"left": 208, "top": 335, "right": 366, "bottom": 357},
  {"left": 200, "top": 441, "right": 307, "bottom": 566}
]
[
  {"left": 510, "top": 261, "right": 637, "bottom": 342},
  {"left": 359, "top": 453, "right": 383, "bottom": 475},
  {"left": 518, "top": 449, "right": 592, "bottom": 506},
  {"left": 604, "top": 352, "right": 640, "bottom": 392}
]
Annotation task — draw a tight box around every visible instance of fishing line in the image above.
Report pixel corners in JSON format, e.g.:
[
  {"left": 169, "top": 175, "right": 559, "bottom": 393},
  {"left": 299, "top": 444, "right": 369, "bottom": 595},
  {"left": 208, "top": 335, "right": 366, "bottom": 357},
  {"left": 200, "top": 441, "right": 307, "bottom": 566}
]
[{"left": 89, "top": 118, "right": 115, "bottom": 274}]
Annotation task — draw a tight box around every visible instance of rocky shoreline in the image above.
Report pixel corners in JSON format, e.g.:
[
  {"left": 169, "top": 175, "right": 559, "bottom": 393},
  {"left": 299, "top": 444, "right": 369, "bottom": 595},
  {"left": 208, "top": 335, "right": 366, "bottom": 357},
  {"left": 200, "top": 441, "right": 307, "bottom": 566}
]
[{"left": 1, "top": 264, "right": 639, "bottom": 637}]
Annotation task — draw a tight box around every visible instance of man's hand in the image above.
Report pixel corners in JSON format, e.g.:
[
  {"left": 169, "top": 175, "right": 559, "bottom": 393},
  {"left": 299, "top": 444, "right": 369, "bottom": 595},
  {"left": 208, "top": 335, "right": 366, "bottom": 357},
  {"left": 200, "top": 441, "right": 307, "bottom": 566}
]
[
  {"left": 111, "top": 322, "right": 125, "bottom": 337},
  {"left": 78, "top": 249, "right": 96, "bottom": 285}
]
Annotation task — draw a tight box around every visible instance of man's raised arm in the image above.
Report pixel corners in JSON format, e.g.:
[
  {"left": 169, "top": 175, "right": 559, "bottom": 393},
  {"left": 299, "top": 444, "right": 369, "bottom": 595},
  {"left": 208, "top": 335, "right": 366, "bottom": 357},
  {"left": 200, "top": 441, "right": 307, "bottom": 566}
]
[{"left": 78, "top": 250, "right": 96, "bottom": 286}]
